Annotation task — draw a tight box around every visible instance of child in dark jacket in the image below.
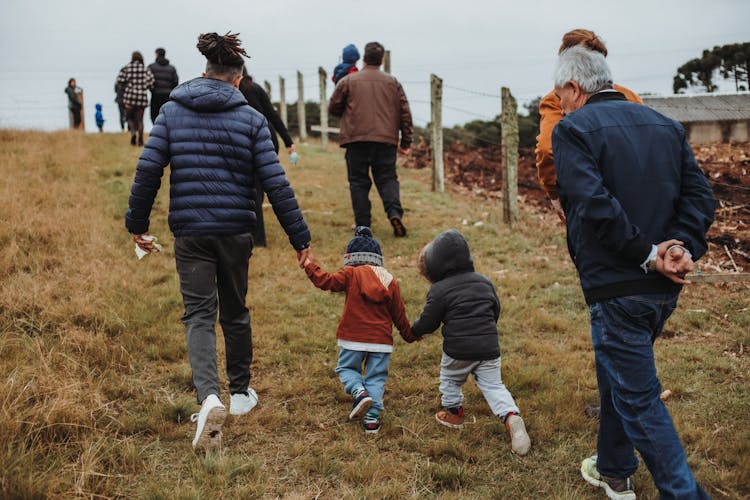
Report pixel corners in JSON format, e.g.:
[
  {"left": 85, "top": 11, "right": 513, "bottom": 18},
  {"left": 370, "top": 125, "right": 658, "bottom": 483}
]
[
  {"left": 332, "top": 44, "right": 360, "bottom": 84},
  {"left": 411, "top": 229, "right": 531, "bottom": 455},
  {"left": 302, "top": 226, "right": 417, "bottom": 433}
]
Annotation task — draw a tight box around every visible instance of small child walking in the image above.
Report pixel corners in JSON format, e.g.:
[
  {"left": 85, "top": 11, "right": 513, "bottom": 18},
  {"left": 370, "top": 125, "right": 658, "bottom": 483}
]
[
  {"left": 302, "top": 226, "right": 417, "bottom": 433},
  {"left": 411, "top": 229, "right": 531, "bottom": 455},
  {"left": 95, "top": 103, "right": 105, "bottom": 132}
]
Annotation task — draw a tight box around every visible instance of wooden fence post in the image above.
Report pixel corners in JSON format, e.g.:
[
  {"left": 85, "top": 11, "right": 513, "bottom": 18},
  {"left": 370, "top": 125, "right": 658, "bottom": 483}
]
[
  {"left": 279, "top": 76, "right": 287, "bottom": 126},
  {"left": 501, "top": 87, "right": 519, "bottom": 224},
  {"left": 430, "top": 74, "right": 444, "bottom": 193},
  {"left": 297, "top": 70, "right": 307, "bottom": 140},
  {"left": 263, "top": 80, "right": 272, "bottom": 98},
  {"left": 318, "top": 67, "right": 329, "bottom": 148},
  {"left": 384, "top": 50, "right": 391, "bottom": 74}
]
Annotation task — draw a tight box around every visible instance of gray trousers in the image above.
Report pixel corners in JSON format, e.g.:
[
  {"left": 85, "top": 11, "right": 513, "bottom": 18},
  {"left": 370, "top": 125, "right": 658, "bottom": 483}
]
[
  {"left": 439, "top": 353, "right": 520, "bottom": 418},
  {"left": 174, "top": 234, "right": 253, "bottom": 403}
]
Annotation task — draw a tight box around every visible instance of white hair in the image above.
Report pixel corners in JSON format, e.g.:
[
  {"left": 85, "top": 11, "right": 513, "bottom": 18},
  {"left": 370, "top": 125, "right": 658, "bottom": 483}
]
[{"left": 554, "top": 46, "right": 613, "bottom": 93}]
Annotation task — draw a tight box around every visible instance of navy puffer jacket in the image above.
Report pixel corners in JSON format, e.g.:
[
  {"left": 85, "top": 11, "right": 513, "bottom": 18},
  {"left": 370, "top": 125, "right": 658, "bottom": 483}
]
[{"left": 125, "top": 77, "right": 311, "bottom": 250}]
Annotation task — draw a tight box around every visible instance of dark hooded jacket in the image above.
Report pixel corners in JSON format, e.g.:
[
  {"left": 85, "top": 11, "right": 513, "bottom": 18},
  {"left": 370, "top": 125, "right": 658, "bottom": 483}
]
[
  {"left": 148, "top": 57, "right": 179, "bottom": 96},
  {"left": 125, "top": 77, "right": 311, "bottom": 250},
  {"left": 332, "top": 44, "right": 360, "bottom": 84},
  {"left": 411, "top": 230, "right": 501, "bottom": 360}
]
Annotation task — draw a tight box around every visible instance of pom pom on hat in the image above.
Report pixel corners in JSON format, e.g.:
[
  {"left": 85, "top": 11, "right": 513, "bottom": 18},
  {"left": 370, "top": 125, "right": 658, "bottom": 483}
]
[{"left": 344, "top": 226, "right": 383, "bottom": 267}]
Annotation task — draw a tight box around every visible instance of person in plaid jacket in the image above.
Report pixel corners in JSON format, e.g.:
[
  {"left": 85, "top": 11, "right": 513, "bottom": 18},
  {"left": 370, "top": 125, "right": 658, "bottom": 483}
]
[{"left": 117, "top": 51, "right": 154, "bottom": 146}]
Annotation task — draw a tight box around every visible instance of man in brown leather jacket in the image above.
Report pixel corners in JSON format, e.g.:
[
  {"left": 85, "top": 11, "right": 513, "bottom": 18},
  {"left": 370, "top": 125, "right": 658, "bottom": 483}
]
[{"left": 328, "top": 41, "right": 413, "bottom": 237}]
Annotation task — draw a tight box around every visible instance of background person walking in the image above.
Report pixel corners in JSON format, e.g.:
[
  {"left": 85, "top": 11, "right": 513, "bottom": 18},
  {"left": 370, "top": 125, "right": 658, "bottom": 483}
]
[
  {"left": 117, "top": 51, "right": 154, "bottom": 146},
  {"left": 328, "top": 41, "right": 413, "bottom": 237},
  {"left": 147, "top": 47, "right": 178, "bottom": 125}
]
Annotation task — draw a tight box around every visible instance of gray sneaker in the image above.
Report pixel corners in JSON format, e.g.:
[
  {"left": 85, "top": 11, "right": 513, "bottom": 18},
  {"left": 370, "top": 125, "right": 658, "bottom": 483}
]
[{"left": 580, "top": 455, "right": 635, "bottom": 500}]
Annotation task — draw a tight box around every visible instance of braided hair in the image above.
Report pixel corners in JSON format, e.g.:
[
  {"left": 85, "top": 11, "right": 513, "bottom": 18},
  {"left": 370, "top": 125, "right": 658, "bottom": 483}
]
[{"left": 197, "top": 32, "right": 249, "bottom": 81}]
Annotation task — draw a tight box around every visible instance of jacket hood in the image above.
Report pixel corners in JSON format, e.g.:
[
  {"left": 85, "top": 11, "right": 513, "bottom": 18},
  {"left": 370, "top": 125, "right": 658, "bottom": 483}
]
[
  {"left": 170, "top": 77, "right": 247, "bottom": 112},
  {"left": 155, "top": 57, "right": 171, "bottom": 66},
  {"left": 424, "top": 230, "right": 474, "bottom": 282},
  {"left": 342, "top": 44, "right": 360, "bottom": 64},
  {"left": 95, "top": 103, "right": 102, "bottom": 110},
  {"left": 359, "top": 266, "right": 392, "bottom": 304}
]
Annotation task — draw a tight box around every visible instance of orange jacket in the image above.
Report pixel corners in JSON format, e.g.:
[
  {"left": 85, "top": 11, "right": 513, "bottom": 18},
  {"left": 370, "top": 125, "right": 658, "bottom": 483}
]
[
  {"left": 534, "top": 85, "right": 642, "bottom": 199},
  {"left": 304, "top": 262, "right": 415, "bottom": 345}
]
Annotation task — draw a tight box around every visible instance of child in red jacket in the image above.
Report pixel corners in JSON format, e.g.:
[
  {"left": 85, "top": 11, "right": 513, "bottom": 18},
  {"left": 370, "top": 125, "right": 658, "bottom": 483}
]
[{"left": 302, "top": 226, "right": 417, "bottom": 433}]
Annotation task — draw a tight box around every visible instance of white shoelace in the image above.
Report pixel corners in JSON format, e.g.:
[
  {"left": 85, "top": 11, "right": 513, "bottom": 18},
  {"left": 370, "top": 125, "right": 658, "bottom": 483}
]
[{"left": 190, "top": 413, "right": 199, "bottom": 423}]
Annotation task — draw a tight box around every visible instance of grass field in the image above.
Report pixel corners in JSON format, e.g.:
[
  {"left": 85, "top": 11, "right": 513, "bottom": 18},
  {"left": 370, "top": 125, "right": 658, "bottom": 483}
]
[{"left": 0, "top": 129, "right": 748, "bottom": 499}]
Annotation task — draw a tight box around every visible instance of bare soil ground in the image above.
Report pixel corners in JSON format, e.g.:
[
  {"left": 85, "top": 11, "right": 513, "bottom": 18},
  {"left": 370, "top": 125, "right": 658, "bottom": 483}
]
[{"left": 405, "top": 140, "right": 750, "bottom": 272}]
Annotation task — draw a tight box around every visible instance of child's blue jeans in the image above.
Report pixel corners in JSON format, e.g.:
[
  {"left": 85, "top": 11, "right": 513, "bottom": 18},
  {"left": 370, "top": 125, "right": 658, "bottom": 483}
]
[{"left": 335, "top": 348, "right": 390, "bottom": 414}]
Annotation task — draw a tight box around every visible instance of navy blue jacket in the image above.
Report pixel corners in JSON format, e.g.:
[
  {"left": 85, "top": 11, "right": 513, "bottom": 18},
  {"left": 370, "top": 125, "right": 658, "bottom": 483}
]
[
  {"left": 125, "top": 77, "right": 311, "bottom": 250},
  {"left": 411, "top": 230, "right": 502, "bottom": 361},
  {"left": 552, "top": 92, "right": 714, "bottom": 303}
]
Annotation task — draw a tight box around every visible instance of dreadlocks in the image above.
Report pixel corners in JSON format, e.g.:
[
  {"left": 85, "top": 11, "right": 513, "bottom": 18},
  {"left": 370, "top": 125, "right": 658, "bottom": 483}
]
[{"left": 197, "top": 32, "right": 249, "bottom": 81}]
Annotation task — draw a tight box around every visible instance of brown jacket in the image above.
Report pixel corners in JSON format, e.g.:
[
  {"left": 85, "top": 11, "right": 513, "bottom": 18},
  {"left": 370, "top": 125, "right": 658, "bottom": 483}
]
[
  {"left": 535, "top": 84, "right": 642, "bottom": 199},
  {"left": 304, "top": 262, "right": 415, "bottom": 346},
  {"left": 328, "top": 65, "right": 413, "bottom": 148}
]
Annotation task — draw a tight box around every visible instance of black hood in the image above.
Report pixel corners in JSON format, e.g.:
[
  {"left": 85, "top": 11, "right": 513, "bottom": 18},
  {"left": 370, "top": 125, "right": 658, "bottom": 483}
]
[
  {"left": 424, "top": 230, "right": 474, "bottom": 282},
  {"left": 155, "top": 57, "right": 171, "bottom": 66}
]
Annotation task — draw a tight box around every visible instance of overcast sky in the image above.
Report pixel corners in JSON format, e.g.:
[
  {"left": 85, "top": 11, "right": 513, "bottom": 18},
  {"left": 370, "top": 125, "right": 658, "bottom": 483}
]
[{"left": 1, "top": 0, "right": 748, "bottom": 132}]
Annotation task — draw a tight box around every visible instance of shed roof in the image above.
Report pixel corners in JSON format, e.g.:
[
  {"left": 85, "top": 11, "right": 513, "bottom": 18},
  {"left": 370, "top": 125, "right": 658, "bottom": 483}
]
[{"left": 643, "top": 93, "right": 750, "bottom": 123}]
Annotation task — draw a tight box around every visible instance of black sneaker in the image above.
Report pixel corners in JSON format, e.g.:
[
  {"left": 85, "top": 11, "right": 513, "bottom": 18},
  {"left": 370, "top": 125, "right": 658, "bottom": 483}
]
[{"left": 348, "top": 391, "right": 373, "bottom": 421}]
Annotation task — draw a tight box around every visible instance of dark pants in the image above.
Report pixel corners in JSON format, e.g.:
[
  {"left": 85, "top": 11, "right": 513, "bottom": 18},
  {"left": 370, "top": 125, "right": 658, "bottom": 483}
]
[
  {"left": 150, "top": 93, "right": 170, "bottom": 124},
  {"left": 344, "top": 142, "right": 403, "bottom": 227},
  {"left": 174, "top": 234, "right": 254, "bottom": 403},
  {"left": 70, "top": 107, "right": 81, "bottom": 128},
  {"left": 126, "top": 106, "right": 145, "bottom": 140},
  {"left": 590, "top": 292, "right": 708, "bottom": 498},
  {"left": 117, "top": 100, "right": 127, "bottom": 130}
]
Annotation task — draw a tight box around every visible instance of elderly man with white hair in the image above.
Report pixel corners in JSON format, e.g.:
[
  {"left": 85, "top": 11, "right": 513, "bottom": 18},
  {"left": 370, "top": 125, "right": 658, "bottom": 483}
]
[{"left": 551, "top": 46, "right": 714, "bottom": 499}]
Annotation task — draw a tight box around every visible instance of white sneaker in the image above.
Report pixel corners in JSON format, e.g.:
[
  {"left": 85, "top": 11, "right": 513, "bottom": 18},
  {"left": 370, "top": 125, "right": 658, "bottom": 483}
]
[
  {"left": 190, "top": 394, "right": 226, "bottom": 449},
  {"left": 506, "top": 414, "right": 531, "bottom": 455},
  {"left": 229, "top": 387, "right": 259, "bottom": 416}
]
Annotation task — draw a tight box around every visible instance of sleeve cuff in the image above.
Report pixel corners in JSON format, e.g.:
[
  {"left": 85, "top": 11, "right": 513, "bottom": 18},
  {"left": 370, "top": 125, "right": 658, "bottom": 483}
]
[{"left": 640, "top": 244, "right": 658, "bottom": 273}]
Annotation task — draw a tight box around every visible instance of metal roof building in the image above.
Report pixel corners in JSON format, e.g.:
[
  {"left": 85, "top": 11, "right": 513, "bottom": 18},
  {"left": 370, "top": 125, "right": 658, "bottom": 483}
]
[{"left": 643, "top": 93, "right": 750, "bottom": 144}]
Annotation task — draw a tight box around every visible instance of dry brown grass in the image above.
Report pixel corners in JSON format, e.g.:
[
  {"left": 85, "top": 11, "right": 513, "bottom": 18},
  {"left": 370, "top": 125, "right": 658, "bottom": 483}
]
[{"left": 0, "top": 130, "right": 748, "bottom": 498}]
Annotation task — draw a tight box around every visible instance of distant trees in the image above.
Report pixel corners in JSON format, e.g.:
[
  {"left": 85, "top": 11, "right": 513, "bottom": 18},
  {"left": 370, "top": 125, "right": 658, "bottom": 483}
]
[{"left": 673, "top": 42, "right": 750, "bottom": 93}]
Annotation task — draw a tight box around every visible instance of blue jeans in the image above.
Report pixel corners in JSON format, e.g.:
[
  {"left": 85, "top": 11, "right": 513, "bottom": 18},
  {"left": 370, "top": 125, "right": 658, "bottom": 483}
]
[
  {"left": 335, "top": 348, "right": 390, "bottom": 414},
  {"left": 590, "top": 292, "right": 708, "bottom": 499}
]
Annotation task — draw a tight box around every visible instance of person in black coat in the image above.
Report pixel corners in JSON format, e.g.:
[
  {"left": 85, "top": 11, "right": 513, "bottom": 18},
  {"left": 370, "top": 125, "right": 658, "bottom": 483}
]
[
  {"left": 238, "top": 65, "right": 296, "bottom": 247},
  {"left": 411, "top": 229, "right": 531, "bottom": 455},
  {"left": 65, "top": 78, "right": 82, "bottom": 129},
  {"left": 147, "top": 47, "right": 179, "bottom": 124}
]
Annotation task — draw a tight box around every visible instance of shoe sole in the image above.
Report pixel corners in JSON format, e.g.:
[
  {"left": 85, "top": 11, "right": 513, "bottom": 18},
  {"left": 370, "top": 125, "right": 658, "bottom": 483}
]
[
  {"left": 507, "top": 417, "right": 531, "bottom": 455},
  {"left": 348, "top": 396, "right": 373, "bottom": 420},
  {"left": 363, "top": 426, "right": 380, "bottom": 434},
  {"left": 193, "top": 406, "right": 226, "bottom": 450},
  {"left": 390, "top": 217, "right": 407, "bottom": 237},
  {"left": 435, "top": 414, "right": 464, "bottom": 430}
]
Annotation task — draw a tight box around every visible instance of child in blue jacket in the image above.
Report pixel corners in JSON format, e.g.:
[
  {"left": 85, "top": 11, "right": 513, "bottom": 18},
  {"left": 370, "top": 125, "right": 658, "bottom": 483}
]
[
  {"left": 332, "top": 44, "right": 360, "bottom": 84},
  {"left": 95, "top": 103, "right": 105, "bottom": 132}
]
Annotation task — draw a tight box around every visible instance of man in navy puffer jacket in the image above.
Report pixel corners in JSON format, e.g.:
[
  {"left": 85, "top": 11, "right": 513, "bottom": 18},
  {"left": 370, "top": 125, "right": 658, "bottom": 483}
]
[
  {"left": 126, "top": 32, "right": 312, "bottom": 450},
  {"left": 552, "top": 46, "right": 713, "bottom": 498}
]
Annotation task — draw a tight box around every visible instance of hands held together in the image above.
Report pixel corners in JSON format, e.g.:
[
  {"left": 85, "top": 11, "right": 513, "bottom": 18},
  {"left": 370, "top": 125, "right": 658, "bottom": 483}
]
[{"left": 655, "top": 239, "right": 694, "bottom": 284}]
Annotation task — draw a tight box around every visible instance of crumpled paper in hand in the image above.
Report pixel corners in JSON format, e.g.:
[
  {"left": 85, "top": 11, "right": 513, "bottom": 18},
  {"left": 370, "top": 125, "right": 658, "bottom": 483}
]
[{"left": 135, "top": 235, "right": 163, "bottom": 260}]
